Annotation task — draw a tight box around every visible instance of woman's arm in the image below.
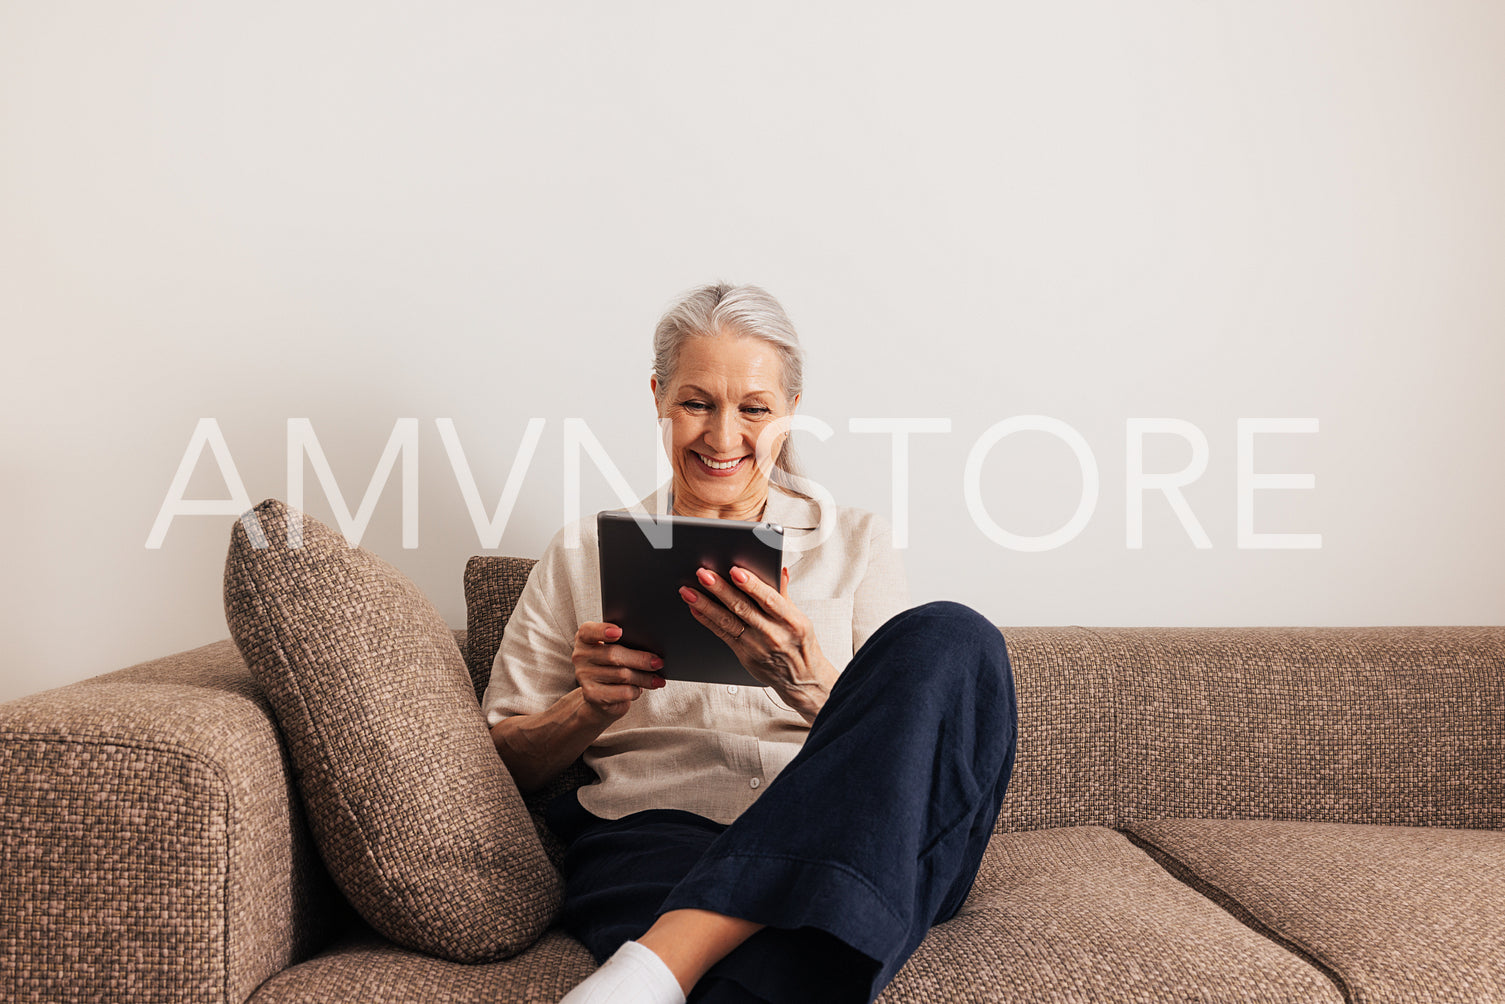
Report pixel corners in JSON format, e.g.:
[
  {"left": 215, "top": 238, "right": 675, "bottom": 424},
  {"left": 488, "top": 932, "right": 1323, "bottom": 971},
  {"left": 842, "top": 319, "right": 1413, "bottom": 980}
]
[
  {"left": 490, "top": 619, "right": 666, "bottom": 793},
  {"left": 489, "top": 688, "right": 613, "bottom": 794}
]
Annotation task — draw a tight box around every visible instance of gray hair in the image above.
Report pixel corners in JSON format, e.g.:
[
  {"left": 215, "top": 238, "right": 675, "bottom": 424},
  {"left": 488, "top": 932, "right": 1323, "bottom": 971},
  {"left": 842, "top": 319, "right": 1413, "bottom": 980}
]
[{"left": 652, "top": 281, "right": 809, "bottom": 495}]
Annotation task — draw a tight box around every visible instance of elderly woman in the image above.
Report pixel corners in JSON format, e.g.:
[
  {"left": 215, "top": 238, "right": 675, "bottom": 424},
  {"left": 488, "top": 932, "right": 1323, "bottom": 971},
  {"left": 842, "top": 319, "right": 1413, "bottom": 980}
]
[{"left": 481, "top": 283, "right": 1017, "bottom": 1004}]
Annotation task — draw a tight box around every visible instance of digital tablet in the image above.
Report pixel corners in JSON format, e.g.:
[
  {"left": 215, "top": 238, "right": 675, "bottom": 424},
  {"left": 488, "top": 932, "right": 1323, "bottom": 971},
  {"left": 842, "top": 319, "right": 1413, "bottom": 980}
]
[{"left": 597, "top": 510, "right": 785, "bottom": 686}]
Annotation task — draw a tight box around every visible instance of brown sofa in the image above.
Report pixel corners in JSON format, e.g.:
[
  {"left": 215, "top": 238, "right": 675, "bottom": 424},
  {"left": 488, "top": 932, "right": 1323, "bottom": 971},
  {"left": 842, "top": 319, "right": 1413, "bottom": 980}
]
[{"left": 2, "top": 553, "right": 1502, "bottom": 1003}]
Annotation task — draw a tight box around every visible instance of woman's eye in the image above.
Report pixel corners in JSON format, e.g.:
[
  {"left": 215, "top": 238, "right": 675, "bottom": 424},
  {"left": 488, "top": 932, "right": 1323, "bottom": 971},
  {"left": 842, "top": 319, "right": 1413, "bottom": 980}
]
[
  {"left": 743, "top": 407, "right": 771, "bottom": 416},
  {"left": 682, "top": 401, "right": 709, "bottom": 412}
]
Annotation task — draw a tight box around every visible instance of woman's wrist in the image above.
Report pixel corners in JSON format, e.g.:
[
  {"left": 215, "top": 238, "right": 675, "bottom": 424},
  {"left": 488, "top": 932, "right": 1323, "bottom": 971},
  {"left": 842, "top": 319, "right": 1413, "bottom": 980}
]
[
  {"left": 778, "top": 655, "right": 839, "bottom": 724},
  {"left": 571, "top": 686, "right": 625, "bottom": 731}
]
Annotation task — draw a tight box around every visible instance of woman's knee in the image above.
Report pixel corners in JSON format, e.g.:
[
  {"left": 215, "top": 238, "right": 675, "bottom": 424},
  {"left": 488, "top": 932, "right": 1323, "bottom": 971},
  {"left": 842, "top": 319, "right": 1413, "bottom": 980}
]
[
  {"left": 892, "top": 600, "right": 1007, "bottom": 654},
  {"left": 864, "top": 601, "right": 1012, "bottom": 691},
  {"left": 899, "top": 599, "right": 998, "bottom": 635}
]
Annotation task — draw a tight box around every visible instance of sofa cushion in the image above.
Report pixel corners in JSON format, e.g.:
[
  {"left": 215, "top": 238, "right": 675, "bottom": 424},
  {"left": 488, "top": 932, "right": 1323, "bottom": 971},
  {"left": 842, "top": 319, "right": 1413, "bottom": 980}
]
[
  {"left": 1124, "top": 819, "right": 1505, "bottom": 1003},
  {"left": 245, "top": 925, "right": 595, "bottom": 1003},
  {"left": 1101, "top": 626, "right": 1505, "bottom": 829},
  {"left": 880, "top": 826, "right": 1342, "bottom": 1003},
  {"left": 462, "top": 555, "right": 538, "bottom": 704},
  {"left": 223, "top": 499, "right": 562, "bottom": 963},
  {"left": 463, "top": 554, "right": 597, "bottom": 872},
  {"left": 244, "top": 826, "right": 1340, "bottom": 1004},
  {"left": 989, "top": 627, "right": 1116, "bottom": 833}
]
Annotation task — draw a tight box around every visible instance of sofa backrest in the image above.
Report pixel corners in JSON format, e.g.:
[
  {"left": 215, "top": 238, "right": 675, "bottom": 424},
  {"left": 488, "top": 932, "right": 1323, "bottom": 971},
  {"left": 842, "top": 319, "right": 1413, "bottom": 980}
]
[
  {"left": 985, "top": 626, "right": 1119, "bottom": 832},
  {"left": 462, "top": 556, "right": 537, "bottom": 701},
  {"left": 1095, "top": 626, "right": 1504, "bottom": 830},
  {"left": 463, "top": 557, "right": 1505, "bottom": 833}
]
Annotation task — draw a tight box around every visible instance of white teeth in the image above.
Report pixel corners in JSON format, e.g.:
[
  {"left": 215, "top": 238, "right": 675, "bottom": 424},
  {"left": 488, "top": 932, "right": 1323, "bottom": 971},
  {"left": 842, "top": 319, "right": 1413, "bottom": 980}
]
[{"left": 698, "top": 454, "right": 742, "bottom": 470}]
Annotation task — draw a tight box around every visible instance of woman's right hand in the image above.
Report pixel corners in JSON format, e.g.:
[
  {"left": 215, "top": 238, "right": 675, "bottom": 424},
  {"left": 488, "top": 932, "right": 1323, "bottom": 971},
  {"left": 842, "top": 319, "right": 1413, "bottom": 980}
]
[{"left": 572, "top": 622, "right": 666, "bottom": 721}]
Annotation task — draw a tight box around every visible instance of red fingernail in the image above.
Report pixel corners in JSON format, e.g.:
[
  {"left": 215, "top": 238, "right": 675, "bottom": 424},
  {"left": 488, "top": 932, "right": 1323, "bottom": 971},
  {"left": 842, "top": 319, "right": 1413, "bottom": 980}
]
[
  {"left": 605, "top": 625, "right": 621, "bottom": 639},
  {"left": 696, "top": 568, "right": 714, "bottom": 585},
  {"left": 730, "top": 567, "right": 748, "bottom": 583},
  {"left": 680, "top": 586, "right": 698, "bottom": 603},
  {"left": 654, "top": 677, "right": 666, "bottom": 689},
  {"left": 650, "top": 657, "right": 664, "bottom": 669}
]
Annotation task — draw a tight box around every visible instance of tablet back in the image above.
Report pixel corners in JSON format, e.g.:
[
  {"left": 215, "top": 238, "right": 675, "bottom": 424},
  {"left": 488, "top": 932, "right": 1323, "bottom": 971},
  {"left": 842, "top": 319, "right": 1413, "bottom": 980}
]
[{"left": 597, "top": 511, "right": 784, "bottom": 686}]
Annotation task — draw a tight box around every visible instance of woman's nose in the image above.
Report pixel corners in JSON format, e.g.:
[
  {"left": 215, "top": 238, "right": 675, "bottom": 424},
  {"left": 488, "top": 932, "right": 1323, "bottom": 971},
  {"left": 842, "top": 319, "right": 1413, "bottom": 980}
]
[{"left": 704, "top": 412, "right": 741, "bottom": 452}]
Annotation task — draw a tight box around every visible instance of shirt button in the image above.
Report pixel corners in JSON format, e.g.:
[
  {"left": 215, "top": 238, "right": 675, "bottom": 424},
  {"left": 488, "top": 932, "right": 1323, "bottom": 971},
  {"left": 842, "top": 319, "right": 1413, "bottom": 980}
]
[
  {"left": 727, "top": 685, "right": 739, "bottom": 695},
  {"left": 749, "top": 777, "right": 761, "bottom": 789}
]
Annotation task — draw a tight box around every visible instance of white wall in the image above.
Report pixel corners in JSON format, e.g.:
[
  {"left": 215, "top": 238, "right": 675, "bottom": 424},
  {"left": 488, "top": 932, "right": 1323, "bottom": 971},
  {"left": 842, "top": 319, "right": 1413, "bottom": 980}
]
[{"left": 3, "top": 1, "right": 1502, "bottom": 703}]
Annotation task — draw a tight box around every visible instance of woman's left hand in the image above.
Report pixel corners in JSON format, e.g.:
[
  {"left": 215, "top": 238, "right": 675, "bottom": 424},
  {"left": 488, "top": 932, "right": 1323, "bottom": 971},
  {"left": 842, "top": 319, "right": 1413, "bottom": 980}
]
[{"left": 679, "top": 566, "right": 838, "bottom": 724}]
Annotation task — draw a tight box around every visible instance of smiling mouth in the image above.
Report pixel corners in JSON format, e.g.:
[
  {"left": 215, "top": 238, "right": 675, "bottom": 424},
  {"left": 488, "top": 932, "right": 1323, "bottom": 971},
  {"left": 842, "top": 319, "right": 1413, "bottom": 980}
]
[{"left": 695, "top": 452, "right": 747, "bottom": 471}]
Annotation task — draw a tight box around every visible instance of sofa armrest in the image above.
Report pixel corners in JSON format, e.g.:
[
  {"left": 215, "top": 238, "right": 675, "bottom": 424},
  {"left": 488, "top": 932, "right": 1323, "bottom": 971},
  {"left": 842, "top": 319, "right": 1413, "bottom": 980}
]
[{"left": 0, "top": 640, "right": 340, "bottom": 1004}]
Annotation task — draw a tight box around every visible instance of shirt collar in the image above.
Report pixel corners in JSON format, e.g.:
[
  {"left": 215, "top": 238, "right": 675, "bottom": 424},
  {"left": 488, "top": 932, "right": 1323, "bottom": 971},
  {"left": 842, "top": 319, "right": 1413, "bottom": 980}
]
[{"left": 761, "top": 483, "right": 822, "bottom": 531}]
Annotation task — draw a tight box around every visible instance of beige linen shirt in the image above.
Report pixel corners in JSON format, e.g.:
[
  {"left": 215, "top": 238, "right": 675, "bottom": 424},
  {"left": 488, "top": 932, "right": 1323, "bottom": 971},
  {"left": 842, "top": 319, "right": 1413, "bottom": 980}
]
[{"left": 480, "top": 482, "right": 910, "bottom": 824}]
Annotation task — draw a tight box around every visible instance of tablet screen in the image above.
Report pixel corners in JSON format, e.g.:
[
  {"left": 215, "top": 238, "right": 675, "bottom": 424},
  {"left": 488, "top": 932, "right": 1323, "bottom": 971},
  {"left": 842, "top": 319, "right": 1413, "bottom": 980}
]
[{"left": 597, "top": 510, "right": 784, "bottom": 686}]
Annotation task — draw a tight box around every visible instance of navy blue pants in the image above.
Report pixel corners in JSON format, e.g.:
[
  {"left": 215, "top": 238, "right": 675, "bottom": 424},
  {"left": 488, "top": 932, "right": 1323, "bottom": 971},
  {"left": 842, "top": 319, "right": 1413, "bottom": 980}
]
[{"left": 546, "top": 601, "right": 1018, "bottom": 1004}]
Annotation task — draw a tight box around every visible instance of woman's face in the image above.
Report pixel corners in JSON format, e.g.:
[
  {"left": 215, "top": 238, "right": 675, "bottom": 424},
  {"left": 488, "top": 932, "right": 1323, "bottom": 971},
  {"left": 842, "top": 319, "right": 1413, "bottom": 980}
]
[{"left": 651, "top": 334, "right": 799, "bottom": 518}]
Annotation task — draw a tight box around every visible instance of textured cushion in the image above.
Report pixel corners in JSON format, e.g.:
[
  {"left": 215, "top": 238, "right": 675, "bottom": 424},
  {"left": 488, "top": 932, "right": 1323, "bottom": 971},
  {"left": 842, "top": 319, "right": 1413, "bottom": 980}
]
[
  {"left": 246, "top": 827, "right": 1341, "bottom": 1004},
  {"left": 461, "top": 584, "right": 1505, "bottom": 836},
  {"left": 245, "top": 925, "right": 595, "bottom": 1004},
  {"left": 880, "top": 826, "right": 1342, "bottom": 1003},
  {"left": 463, "top": 555, "right": 598, "bottom": 871},
  {"left": 462, "top": 555, "right": 538, "bottom": 704},
  {"left": 1101, "top": 626, "right": 1505, "bottom": 828},
  {"left": 990, "top": 626, "right": 1116, "bottom": 833},
  {"left": 223, "top": 499, "right": 561, "bottom": 963},
  {"left": 1124, "top": 819, "right": 1505, "bottom": 1004}
]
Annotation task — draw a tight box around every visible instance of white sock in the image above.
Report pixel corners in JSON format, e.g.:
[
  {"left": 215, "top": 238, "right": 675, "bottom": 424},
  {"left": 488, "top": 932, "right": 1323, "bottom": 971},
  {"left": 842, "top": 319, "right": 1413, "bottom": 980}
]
[{"left": 559, "top": 940, "right": 687, "bottom": 1004}]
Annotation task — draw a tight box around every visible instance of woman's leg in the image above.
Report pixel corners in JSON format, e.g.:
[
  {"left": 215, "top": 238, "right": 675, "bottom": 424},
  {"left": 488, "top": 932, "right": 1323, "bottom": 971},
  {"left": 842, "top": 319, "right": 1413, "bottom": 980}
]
[
  {"left": 651, "top": 600, "right": 1019, "bottom": 1003},
  {"left": 553, "top": 805, "right": 742, "bottom": 1004},
  {"left": 558, "top": 601, "right": 1017, "bottom": 1003},
  {"left": 636, "top": 910, "right": 763, "bottom": 995},
  {"left": 548, "top": 798, "right": 732, "bottom": 966}
]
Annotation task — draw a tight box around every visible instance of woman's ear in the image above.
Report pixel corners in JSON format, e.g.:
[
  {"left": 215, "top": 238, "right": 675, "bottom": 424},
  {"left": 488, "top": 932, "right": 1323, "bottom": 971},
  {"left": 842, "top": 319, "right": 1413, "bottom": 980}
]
[{"left": 789, "top": 392, "right": 800, "bottom": 413}]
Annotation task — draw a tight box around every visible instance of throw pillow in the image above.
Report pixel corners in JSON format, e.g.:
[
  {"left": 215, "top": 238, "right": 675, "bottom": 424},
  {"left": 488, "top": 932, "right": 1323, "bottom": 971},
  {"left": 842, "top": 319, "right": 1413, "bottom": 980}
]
[{"left": 222, "top": 499, "right": 561, "bottom": 963}]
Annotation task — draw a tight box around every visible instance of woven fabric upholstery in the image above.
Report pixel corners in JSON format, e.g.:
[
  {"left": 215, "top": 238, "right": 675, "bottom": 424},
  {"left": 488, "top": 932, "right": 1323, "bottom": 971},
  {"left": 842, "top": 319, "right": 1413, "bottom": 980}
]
[
  {"left": 223, "top": 499, "right": 561, "bottom": 963},
  {"left": 247, "top": 827, "right": 1342, "bottom": 1004},
  {"left": 0, "top": 640, "right": 334, "bottom": 1004},
  {"left": 1099, "top": 627, "right": 1505, "bottom": 828},
  {"left": 246, "top": 925, "right": 595, "bottom": 1003},
  {"left": 463, "top": 555, "right": 596, "bottom": 869},
  {"left": 876, "top": 826, "right": 1340, "bottom": 1003},
  {"left": 462, "top": 555, "right": 538, "bottom": 704},
  {"left": 990, "top": 626, "right": 1115, "bottom": 833},
  {"left": 1124, "top": 819, "right": 1505, "bottom": 1003}
]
